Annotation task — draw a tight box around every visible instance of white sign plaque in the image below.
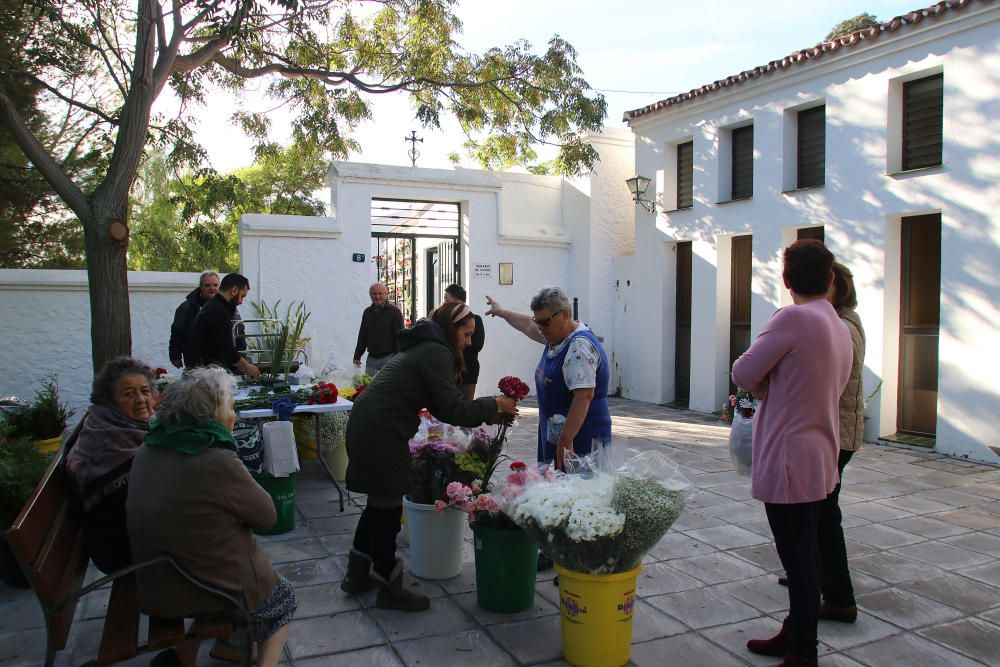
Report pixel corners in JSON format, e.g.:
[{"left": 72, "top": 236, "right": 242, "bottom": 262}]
[{"left": 474, "top": 263, "right": 493, "bottom": 279}]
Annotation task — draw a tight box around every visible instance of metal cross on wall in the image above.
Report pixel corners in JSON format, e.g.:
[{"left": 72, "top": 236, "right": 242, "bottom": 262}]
[{"left": 405, "top": 130, "right": 423, "bottom": 167}]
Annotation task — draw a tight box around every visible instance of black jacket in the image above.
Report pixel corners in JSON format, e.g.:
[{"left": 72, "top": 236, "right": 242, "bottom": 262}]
[
  {"left": 353, "top": 302, "right": 404, "bottom": 360},
  {"left": 169, "top": 289, "right": 206, "bottom": 364},
  {"left": 184, "top": 294, "right": 241, "bottom": 370},
  {"left": 345, "top": 319, "right": 496, "bottom": 496},
  {"left": 461, "top": 314, "right": 485, "bottom": 384}
]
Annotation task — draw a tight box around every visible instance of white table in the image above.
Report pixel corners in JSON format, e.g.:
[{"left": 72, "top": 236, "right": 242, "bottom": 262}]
[{"left": 236, "top": 389, "right": 353, "bottom": 511}]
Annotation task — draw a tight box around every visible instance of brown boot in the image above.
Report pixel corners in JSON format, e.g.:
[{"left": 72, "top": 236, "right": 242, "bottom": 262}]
[
  {"left": 747, "top": 618, "right": 789, "bottom": 657},
  {"left": 341, "top": 548, "right": 375, "bottom": 595},
  {"left": 372, "top": 559, "right": 430, "bottom": 612},
  {"left": 819, "top": 601, "right": 857, "bottom": 623}
]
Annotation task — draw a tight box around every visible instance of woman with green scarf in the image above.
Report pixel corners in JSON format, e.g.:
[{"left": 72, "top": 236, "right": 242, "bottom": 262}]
[{"left": 127, "top": 367, "right": 295, "bottom": 667}]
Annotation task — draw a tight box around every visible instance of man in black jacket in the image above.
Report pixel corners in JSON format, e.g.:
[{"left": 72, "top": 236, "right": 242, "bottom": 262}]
[
  {"left": 184, "top": 273, "right": 260, "bottom": 379},
  {"left": 353, "top": 282, "right": 404, "bottom": 376},
  {"left": 169, "top": 271, "right": 219, "bottom": 368}
]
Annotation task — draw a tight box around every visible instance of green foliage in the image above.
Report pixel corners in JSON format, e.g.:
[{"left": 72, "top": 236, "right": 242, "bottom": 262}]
[
  {"left": 0, "top": 431, "right": 53, "bottom": 529},
  {"left": 249, "top": 299, "right": 311, "bottom": 381},
  {"left": 826, "top": 12, "right": 879, "bottom": 41},
  {"left": 5, "top": 376, "right": 74, "bottom": 441}
]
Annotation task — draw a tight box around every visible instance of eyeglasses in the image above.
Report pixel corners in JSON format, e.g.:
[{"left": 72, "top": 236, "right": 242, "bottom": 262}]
[{"left": 532, "top": 311, "right": 561, "bottom": 328}]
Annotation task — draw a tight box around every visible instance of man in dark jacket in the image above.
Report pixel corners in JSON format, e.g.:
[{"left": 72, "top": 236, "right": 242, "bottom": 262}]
[
  {"left": 184, "top": 273, "right": 260, "bottom": 380},
  {"left": 169, "top": 271, "right": 219, "bottom": 368},
  {"left": 353, "top": 282, "right": 404, "bottom": 376}
]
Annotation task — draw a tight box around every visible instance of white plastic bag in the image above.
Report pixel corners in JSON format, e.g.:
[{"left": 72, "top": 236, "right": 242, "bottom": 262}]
[
  {"left": 729, "top": 412, "right": 753, "bottom": 477},
  {"left": 262, "top": 420, "right": 300, "bottom": 477}
]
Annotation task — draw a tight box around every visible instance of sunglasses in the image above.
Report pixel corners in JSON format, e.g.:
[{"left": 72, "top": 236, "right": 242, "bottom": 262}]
[{"left": 532, "top": 311, "right": 562, "bottom": 328}]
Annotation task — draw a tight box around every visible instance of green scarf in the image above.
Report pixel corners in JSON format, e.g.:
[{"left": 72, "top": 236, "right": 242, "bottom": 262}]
[{"left": 145, "top": 416, "right": 237, "bottom": 455}]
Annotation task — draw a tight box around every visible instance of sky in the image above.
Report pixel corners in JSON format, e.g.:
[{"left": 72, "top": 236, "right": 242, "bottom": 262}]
[{"left": 166, "top": 0, "right": 926, "bottom": 173}]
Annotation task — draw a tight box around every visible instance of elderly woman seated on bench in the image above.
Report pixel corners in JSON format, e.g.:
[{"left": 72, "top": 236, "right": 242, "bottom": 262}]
[
  {"left": 127, "top": 366, "right": 296, "bottom": 667},
  {"left": 64, "top": 357, "right": 157, "bottom": 574}
]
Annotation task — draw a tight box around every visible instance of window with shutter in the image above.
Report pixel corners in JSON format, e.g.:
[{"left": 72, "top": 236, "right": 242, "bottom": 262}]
[
  {"left": 731, "top": 125, "right": 753, "bottom": 200},
  {"left": 797, "top": 106, "right": 825, "bottom": 188},
  {"left": 902, "top": 74, "right": 943, "bottom": 170},
  {"left": 676, "top": 141, "right": 693, "bottom": 209}
]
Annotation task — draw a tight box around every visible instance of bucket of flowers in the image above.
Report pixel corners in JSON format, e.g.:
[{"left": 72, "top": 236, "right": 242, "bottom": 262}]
[
  {"left": 437, "top": 461, "right": 552, "bottom": 612},
  {"left": 500, "top": 448, "right": 691, "bottom": 667}
]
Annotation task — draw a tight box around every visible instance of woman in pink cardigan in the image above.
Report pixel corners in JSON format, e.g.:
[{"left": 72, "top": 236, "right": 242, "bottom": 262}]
[{"left": 732, "top": 240, "right": 852, "bottom": 667}]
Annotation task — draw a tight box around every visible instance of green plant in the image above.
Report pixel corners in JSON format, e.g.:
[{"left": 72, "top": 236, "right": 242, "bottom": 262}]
[
  {"left": 0, "top": 431, "right": 53, "bottom": 529},
  {"left": 5, "top": 376, "right": 74, "bottom": 441},
  {"left": 250, "top": 300, "right": 311, "bottom": 381}
]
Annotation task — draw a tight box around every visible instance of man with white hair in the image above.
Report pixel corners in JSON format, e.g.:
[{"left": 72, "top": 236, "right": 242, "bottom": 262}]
[
  {"left": 169, "top": 271, "right": 219, "bottom": 368},
  {"left": 353, "top": 282, "right": 404, "bottom": 377}
]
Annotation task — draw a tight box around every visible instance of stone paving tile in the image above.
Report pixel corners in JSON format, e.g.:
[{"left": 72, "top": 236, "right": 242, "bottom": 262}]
[
  {"left": 699, "top": 616, "right": 801, "bottom": 666},
  {"left": 844, "top": 632, "right": 986, "bottom": 667},
  {"left": 898, "top": 572, "right": 1000, "bottom": 614},
  {"left": 841, "top": 500, "right": 914, "bottom": 523},
  {"left": 959, "top": 561, "right": 1000, "bottom": 588},
  {"left": 647, "top": 531, "right": 714, "bottom": 561},
  {"left": 629, "top": 632, "right": 744, "bottom": 666},
  {"left": 717, "top": 575, "right": 790, "bottom": 615},
  {"left": 487, "top": 615, "right": 564, "bottom": 664},
  {"left": 844, "top": 523, "right": 924, "bottom": 549},
  {"left": 942, "top": 531, "right": 1000, "bottom": 556},
  {"left": 814, "top": 610, "right": 901, "bottom": 651},
  {"left": 917, "top": 617, "right": 1000, "bottom": 665},
  {"left": 369, "top": 596, "right": 477, "bottom": 642},
  {"left": 629, "top": 599, "right": 690, "bottom": 642},
  {"left": 291, "top": 581, "right": 363, "bottom": 618},
  {"left": 394, "top": 631, "right": 517, "bottom": 666},
  {"left": 635, "top": 561, "right": 703, "bottom": 596},
  {"left": 914, "top": 487, "right": 997, "bottom": 508},
  {"left": 294, "top": 645, "right": 403, "bottom": 666},
  {"left": 878, "top": 493, "right": 956, "bottom": 515},
  {"left": 644, "top": 586, "right": 759, "bottom": 629},
  {"left": 285, "top": 610, "right": 385, "bottom": 659},
  {"left": 683, "top": 525, "right": 771, "bottom": 551},
  {"left": 451, "top": 590, "right": 558, "bottom": 626},
  {"left": 273, "top": 554, "right": 343, "bottom": 587},
  {"left": 260, "top": 536, "right": 330, "bottom": 564},
  {"left": 890, "top": 540, "right": 994, "bottom": 570},
  {"left": 856, "top": 587, "right": 966, "bottom": 629},
  {"left": 726, "top": 543, "right": 783, "bottom": 573},
  {"left": 883, "top": 515, "right": 974, "bottom": 539},
  {"left": 848, "top": 550, "right": 943, "bottom": 585},
  {"left": 929, "top": 509, "right": 1000, "bottom": 530},
  {"left": 668, "top": 552, "right": 768, "bottom": 586}
]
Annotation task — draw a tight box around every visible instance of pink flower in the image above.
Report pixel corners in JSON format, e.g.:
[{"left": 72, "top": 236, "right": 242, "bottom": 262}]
[{"left": 434, "top": 500, "right": 447, "bottom": 511}]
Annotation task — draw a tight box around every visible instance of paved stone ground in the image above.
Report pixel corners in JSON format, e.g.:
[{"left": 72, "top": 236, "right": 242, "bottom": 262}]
[{"left": 2, "top": 398, "right": 998, "bottom": 666}]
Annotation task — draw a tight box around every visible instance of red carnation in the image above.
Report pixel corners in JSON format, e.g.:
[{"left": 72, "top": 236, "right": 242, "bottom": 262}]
[
  {"left": 498, "top": 376, "right": 529, "bottom": 400},
  {"left": 509, "top": 461, "right": 527, "bottom": 471}
]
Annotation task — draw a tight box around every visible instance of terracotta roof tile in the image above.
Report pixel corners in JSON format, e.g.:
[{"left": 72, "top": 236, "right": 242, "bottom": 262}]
[{"left": 623, "top": 0, "right": 984, "bottom": 123}]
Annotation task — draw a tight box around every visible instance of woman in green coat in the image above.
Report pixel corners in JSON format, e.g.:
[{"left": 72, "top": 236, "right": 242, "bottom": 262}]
[{"left": 342, "top": 301, "right": 518, "bottom": 611}]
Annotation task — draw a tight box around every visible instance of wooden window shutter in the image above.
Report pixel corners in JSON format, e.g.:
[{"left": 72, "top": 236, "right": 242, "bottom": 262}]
[
  {"left": 676, "top": 141, "right": 693, "bottom": 209},
  {"left": 903, "top": 74, "right": 943, "bottom": 170},
  {"left": 731, "top": 125, "right": 754, "bottom": 200},
  {"left": 797, "top": 106, "right": 825, "bottom": 188}
]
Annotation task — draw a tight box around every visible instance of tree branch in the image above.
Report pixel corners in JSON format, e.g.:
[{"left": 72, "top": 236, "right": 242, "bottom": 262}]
[{"left": 0, "top": 90, "right": 90, "bottom": 222}]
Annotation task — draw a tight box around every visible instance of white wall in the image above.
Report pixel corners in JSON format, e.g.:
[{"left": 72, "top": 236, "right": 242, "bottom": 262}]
[
  {"left": 621, "top": 3, "right": 1000, "bottom": 463},
  {"left": 0, "top": 270, "right": 202, "bottom": 417}
]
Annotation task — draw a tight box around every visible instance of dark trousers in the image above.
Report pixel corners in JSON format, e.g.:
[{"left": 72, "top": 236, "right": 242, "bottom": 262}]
[
  {"left": 352, "top": 504, "right": 403, "bottom": 579},
  {"left": 766, "top": 500, "right": 823, "bottom": 658},
  {"left": 820, "top": 450, "right": 855, "bottom": 606}
]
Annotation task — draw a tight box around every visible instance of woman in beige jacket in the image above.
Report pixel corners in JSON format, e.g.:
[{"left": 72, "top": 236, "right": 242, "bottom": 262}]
[{"left": 818, "top": 262, "right": 866, "bottom": 622}]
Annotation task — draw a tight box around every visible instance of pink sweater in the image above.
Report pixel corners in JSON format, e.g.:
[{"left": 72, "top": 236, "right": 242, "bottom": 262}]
[{"left": 732, "top": 299, "right": 852, "bottom": 504}]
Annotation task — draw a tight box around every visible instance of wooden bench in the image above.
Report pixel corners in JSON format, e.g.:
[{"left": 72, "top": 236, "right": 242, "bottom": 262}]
[{"left": 5, "top": 453, "right": 253, "bottom": 666}]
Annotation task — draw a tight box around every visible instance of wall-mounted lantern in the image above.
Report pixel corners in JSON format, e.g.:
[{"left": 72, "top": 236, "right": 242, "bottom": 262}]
[{"left": 625, "top": 175, "right": 655, "bottom": 213}]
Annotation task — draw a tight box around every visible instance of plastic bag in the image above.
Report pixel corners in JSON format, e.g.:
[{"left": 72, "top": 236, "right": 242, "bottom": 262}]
[
  {"left": 262, "top": 421, "right": 300, "bottom": 477},
  {"left": 233, "top": 420, "right": 263, "bottom": 474},
  {"left": 729, "top": 412, "right": 753, "bottom": 477}
]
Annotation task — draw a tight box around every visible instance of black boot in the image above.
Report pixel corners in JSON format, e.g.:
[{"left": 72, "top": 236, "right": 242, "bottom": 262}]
[
  {"left": 341, "top": 548, "right": 375, "bottom": 594},
  {"left": 372, "top": 559, "right": 430, "bottom": 611}
]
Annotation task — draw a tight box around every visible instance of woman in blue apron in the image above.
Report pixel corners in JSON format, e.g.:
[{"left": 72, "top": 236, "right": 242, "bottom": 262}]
[{"left": 485, "top": 287, "right": 611, "bottom": 469}]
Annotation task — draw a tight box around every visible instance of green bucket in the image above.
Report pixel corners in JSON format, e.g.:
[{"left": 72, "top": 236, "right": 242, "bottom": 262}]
[
  {"left": 471, "top": 523, "right": 538, "bottom": 612},
  {"left": 251, "top": 472, "right": 296, "bottom": 535}
]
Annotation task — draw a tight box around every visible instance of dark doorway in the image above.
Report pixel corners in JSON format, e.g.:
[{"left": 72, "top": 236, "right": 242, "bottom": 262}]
[
  {"left": 371, "top": 199, "right": 461, "bottom": 326},
  {"left": 898, "top": 213, "right": 941, "bottom": 437},
  {"left": 729, "top": 236, "right": 753, "bottom": 395},
  {"left": 674, "top": 242, "right": 692, "bottom": 404}
]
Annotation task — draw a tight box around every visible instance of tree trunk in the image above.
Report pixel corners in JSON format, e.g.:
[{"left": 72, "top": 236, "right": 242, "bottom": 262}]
[{"left": 84, "top": 206, "right": 132, "bottom": 374}]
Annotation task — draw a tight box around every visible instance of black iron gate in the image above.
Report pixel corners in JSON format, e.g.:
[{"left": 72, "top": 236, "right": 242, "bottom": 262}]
[{"left": 371, "top": 199, "right": 461, "bottom": 324}]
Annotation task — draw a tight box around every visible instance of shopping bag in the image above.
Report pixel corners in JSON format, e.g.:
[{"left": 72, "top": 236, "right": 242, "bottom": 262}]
[
  {"left": 233, "top": 420, "right": 263, "bottom": 473},
  {"left": 729, "top": 412, "right": 753, "bottom": 477},
  {"left": 262, "top": 420, "right": 300, "bottom": 477}
]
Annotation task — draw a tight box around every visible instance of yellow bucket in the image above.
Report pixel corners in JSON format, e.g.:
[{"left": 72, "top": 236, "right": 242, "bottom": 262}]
[
  {"left": 32, "top": 436, "right": 62, "bottom": 455},
  {"left": 555, "top": 563, "right": 642, "bottom": 667},
  {"left": 290, "top": 415, "right": 318, "bottom": 460}
]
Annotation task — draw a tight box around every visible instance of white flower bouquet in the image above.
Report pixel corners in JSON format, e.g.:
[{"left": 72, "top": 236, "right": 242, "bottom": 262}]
[{"left": 502, "top": 449, "right": 691, "bottom": 574}]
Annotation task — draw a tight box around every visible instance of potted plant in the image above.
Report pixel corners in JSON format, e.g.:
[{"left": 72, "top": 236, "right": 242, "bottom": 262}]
[
  {"left": 5, "top": 376, "right": 74, "bottom": 454},
  {"left": 0, "top": 425, "right": 55, "bottom": 587},
  {"left": 250, "top": 299, "right": 310, "bottom": 385}
]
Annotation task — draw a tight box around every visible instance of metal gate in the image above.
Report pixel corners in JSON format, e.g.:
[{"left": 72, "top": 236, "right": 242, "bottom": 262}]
[{"left": 371, "top": 198, "right": 461, "bottom": 324}]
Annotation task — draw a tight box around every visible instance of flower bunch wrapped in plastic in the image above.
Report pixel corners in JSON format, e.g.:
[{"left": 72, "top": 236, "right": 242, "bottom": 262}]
[
  {"left": 436, "top": 461, "right": 556, "bottom": 529},
  {"left": 501, "top": 449, "right": 691, "bottom": 574}
]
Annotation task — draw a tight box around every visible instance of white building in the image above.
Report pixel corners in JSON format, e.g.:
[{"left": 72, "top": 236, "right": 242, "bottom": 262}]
[{"left": 616, "top": 0, "right": 1000, "bottom": 463}]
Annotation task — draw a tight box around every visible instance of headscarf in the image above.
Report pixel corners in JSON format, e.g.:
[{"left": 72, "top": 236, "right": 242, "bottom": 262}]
[{"left": 64, "top": 405, "right": 150, "bottom": 512}]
